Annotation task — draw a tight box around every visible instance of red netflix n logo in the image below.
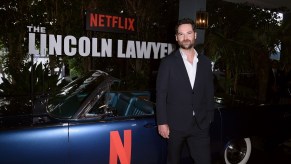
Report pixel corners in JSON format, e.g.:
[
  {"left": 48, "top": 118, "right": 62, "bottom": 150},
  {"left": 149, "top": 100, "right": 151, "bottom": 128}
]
[{"left": 110, "top": 130, "right": 132, "bottom": 164}]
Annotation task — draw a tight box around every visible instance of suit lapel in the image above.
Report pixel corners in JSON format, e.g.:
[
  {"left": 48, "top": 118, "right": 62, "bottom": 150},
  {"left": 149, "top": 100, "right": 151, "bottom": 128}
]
[
  {"left": 174, "top": 51, "right": 193, "bottom": 90},
  {"left": 193, "top": 58, "right": 202, "bottom": 91}
]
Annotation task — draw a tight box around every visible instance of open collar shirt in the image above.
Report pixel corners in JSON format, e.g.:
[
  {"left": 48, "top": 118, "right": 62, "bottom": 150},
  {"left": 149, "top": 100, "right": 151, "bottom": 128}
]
[{"left": 180, "top": 48, "right": 199, "bottom": 89}]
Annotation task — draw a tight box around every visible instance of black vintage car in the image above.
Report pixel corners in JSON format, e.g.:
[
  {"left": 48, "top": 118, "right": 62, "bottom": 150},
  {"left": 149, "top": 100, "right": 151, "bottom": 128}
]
[{"left": 0, "top": 70, "right": 290, "bottom": 164}]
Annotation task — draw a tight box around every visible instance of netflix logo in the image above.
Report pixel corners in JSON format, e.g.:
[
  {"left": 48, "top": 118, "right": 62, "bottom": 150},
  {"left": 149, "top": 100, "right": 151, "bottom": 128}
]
[{"left": 86, "top": 11, "right": 137, "bottom": 34}]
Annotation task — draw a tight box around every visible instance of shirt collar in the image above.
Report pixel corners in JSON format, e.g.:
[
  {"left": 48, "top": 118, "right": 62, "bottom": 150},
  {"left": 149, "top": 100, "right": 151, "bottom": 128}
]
[{"left": 179, "top": 48, "right": 199, "bottom": 62}]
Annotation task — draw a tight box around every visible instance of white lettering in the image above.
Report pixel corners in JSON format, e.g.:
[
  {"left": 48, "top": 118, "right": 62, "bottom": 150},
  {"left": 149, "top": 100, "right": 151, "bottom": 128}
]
[
  {"left": 79, "top": 37, "right": 90, "bottom": 56},
  {"left": 126, "top": 40, "right": 136, "bottom": 58},
  {"left": 49, "top": 35, "right": 62, "bottom": 55},
  {"left": 40, "top": 34, "right": 46, "bottom": 56},
  {"left": 117, "top": 40, "right": 125, "bottom": 58},
  {"left": 28, "top": 33, "right": 39, "bottom": 55},
  {"left": 167, "top": 44, "right": 175, "bottom": 55},
  {"left": 27, "top": 26, "right": 175, "bottom": 59},
  {"left": 64, "top": 35, "right": 76, "bottom": 56},
  {"left": 160, "top": 43, "right": 167, "bottom": 59},
  {"left": 27, "top": 25, "right": 34, "bottom": 32},
  {"left": 101, "top": 39, "right": 112, "bottom": 57},
  {"left": 92, "top": 38, "right": 101, "bottom": 57},
  {"left": 150, "top": 42, "right": 161, "bottom": 59},
  {"left": 136, "top": 41, "right": 151, "bottom": 59},
  {"left": 40, "top": 27, "right": 46, "bottom": 33}
]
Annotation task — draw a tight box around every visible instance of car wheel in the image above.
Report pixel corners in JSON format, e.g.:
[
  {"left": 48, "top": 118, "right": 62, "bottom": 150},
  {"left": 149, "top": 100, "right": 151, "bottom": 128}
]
[{"left": 224, "top": 138, "right": 252, "bottom": 164}]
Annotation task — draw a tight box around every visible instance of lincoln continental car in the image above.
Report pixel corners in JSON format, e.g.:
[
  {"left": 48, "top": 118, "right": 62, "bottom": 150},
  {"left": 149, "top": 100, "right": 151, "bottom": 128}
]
[
  {"left": 0, "top": 70, "right": 290, "bottom": 164},
  {"left": 0, "top": 70, "right": 167, "bottom": 164}
]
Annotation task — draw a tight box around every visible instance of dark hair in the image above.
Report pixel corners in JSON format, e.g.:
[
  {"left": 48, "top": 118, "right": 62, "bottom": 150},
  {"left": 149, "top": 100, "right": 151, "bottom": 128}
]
[{"left": 175, "top": 18, "right": 196, "bottom": 34}]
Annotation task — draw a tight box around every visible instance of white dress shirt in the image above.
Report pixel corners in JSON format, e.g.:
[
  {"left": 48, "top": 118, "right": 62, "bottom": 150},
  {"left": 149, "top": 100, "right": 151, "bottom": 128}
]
[{"left": 180, "top": 48, "right": 199, "bottom": 89}]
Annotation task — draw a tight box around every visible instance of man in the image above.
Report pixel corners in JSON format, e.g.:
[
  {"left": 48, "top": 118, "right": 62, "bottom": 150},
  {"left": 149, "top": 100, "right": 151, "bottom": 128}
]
[{"left": 156, "top": 18, "right": 214, "bottom": 164}]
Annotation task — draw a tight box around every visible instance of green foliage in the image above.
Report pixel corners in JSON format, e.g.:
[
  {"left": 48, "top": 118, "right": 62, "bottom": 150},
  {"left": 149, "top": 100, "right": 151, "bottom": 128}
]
[
  {"left": 205, "top": 0, "right": 289, "bottom": 101},
  {"left": 68, "top": 57, "right": 84, "bottom": 78},
  {"left": 0, "top": 61, "right": 63, "bottom": 115},
  {"left": 0, "top": 62, "right": 61, "bottom": 96}
]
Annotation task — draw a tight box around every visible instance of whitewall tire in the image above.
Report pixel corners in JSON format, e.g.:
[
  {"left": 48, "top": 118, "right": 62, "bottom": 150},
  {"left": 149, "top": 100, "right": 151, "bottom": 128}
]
[{"left": 224, "top": 138, "right": 252, "bottom": 164}]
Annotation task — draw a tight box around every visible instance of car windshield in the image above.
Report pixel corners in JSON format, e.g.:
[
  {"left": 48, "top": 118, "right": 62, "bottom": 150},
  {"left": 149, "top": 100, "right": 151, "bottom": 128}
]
[{"left": 47, "top": 70, "right": 116, "bottom": 119}]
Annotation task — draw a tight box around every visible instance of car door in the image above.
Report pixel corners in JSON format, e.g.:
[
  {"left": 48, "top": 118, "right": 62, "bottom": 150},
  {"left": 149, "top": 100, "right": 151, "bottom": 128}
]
[
  {"left": 68, "top": 117, "right": 167, "bottom": 164},
  {"left": 0, "top": 123, "right": 69, "bottom": 164}
]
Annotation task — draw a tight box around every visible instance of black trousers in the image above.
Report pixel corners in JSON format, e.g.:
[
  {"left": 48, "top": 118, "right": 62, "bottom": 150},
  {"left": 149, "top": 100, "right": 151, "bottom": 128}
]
[{"left": 167, "top": 124, "right": 211, "bottom": 164}]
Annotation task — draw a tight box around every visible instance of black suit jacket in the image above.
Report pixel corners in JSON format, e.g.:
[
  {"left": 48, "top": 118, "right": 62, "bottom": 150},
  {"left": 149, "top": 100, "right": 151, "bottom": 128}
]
[{"left": 156, "top": 49, "right": 214, "bottom": 131}]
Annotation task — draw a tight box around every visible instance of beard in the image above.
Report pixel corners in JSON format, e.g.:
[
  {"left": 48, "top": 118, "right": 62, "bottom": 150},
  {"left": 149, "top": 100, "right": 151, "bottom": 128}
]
[{"left": 177, "top": 39, "right": 195, "bottom": 50}]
